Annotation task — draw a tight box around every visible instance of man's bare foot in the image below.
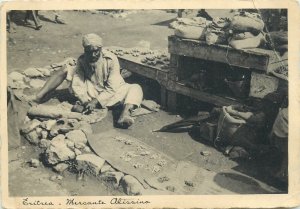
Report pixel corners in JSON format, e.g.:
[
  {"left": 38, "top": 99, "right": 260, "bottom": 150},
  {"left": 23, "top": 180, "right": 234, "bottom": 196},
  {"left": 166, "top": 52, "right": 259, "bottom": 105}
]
[
  {"left": 35, "top": 24, "right": 42, "bottom": 30},
  {"left": 117, "top": 115, "right": 134, "bottom": 129}
]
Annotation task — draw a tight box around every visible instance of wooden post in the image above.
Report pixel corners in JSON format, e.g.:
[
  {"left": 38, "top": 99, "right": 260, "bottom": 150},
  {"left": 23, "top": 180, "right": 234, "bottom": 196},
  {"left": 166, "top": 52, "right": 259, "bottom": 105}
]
[
  {"left": 167, "top": 91, "right": 177, "bottom": 112},
  {"left": 160, "top": 86, "right": 167, "bottom": 109}
]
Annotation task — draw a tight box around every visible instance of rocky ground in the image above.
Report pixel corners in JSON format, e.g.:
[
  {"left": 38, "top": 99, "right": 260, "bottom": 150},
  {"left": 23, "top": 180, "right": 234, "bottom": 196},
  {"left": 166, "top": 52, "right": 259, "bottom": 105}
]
[{"left": 7, "top": 10, "right": 286, "bottom": 196}]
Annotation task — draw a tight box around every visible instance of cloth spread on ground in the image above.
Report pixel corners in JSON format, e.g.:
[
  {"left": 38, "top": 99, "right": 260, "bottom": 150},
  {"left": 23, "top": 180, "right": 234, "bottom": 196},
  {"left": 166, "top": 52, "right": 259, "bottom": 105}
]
[{"left": 87, "top": 129, "right": 279, "bottom": 194}]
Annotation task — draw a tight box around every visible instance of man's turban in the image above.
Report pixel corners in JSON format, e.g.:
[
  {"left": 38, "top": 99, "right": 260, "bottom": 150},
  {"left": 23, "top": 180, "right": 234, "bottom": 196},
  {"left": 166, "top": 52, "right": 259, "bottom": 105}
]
[{"left": 82, "top": 33, "right": 103, "bottom": 48}]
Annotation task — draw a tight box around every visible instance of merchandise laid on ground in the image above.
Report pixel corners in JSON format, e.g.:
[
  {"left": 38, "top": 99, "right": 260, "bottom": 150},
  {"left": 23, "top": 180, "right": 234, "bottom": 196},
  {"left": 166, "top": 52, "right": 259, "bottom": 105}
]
[{"left": 7, "top": 9, "right": 288, "bottom": 196}]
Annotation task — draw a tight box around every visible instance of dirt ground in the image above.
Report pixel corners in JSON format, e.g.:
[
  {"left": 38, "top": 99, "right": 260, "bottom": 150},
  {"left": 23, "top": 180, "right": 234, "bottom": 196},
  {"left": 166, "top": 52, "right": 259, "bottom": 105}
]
[{"left": 7, "top": 10, "right": 286, "bottom": 196}]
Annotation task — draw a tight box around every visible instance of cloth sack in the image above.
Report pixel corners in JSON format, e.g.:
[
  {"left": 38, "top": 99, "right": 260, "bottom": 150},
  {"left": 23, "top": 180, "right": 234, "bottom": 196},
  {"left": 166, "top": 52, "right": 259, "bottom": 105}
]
[
  {"left": 230, "top": 12, "right": 264, "bottom": 33},
  {"left": 229, "top": 32, "right": 265, "bottom": 49},
  {"left": 175, "top": 25, "right": 206, "bottom": 40}
]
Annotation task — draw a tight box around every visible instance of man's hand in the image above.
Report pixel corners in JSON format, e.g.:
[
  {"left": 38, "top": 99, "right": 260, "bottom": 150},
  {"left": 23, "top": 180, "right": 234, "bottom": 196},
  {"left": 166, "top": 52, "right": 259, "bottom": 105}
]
[{"left": 83, "top": 98, "right": 99, "bottom": 114}]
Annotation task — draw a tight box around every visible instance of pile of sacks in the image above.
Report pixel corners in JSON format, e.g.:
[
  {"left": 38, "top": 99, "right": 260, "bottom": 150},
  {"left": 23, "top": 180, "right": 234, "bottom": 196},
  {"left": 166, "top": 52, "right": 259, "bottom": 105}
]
[
  {"left": 227, "top": 11, "right": 266, "bottom": 49},
  {"left": 170, "top": 11, "right": 277, "bottom": 50}
]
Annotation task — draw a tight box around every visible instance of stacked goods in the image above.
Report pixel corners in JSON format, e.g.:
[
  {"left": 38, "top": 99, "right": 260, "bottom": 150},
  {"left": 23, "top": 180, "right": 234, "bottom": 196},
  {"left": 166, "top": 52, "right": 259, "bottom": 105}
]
[
  {"left": 170, "top": 11, "right": 289, "bottom": 52},
  {"left": 228, "top": 11, "right": 266, "bottom": 49},
  {"left": 170, "top": 17, "right": 211, "bottom": 40},
  {"left": 205, "top": 17, "right": 231, "bottom": 45}
]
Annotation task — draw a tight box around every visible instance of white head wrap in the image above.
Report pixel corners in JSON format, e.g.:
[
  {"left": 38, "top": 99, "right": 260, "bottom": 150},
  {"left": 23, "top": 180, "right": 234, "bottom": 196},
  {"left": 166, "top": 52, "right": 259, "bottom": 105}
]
[{"left": 82, "top": 33, "right": 103, "bottom": 48}]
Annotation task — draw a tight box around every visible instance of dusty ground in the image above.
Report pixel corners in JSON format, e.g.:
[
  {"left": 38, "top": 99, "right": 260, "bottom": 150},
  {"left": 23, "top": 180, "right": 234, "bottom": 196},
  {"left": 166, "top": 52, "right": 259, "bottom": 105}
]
[{"left": 7, "top": 10, "right": 286, "bottom": 196}]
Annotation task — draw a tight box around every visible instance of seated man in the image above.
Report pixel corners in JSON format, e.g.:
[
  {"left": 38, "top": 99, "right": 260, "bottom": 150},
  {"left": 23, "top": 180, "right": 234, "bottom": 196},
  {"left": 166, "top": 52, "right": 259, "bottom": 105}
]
[{"left": 33, "top": 33, "right": 143, "bottom": 128}]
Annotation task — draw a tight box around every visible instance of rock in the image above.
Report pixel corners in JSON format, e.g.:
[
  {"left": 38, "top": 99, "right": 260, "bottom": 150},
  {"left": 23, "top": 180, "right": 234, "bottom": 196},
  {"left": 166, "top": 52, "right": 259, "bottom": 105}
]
[
  {"left": 101, "top": 171, "right": 124, "bottom": 186},
  {"left": 45, "top": 134, "right": 75, "bottom": 165},
  {"left": 29, "top": 159, "right": 40, "bottom": 168},
  {"left": 83, "top": 146, "right": 91, "bottom": 153},
  {"left": 65, "top": 139, "right": 75, "bottom": 149},
  {"left": 39, "top": 139, "right": 51, "bottom": 149},
  {"left": 49, "top": 175, "right": 63, "bottom": 181},
  {"left": 76, "top": 154, "right": 105, "bottom": 175},
  {"left": 25, "top": 130, "right": 40, "bottom": 145},
  {"left": 78, "top": 121, "right": 93, "bottom": 135},
  {"left": 23, "top": 76, "right": 31, "bottom": 83},
  {"left": 49, "top": 175, "right": 57, "bottom": 181},
  {"left": 8, "top": 79, "right": 29, "bottom": 89},
  {"left": 41, "top": 131, "right": 48, "bottom": 139},
  {"left": 29, "top": 79, "right": 46, "bottom": 89},
  {"left": 21, "top": 119, "right": 41, "bottom": 134},
  {"left": 74, "top": 148, "right": 82, "bottom": 156},
  {"left": 66, "top": 130, "right": 87, "bottom": 145},
  {"left": 166, "top": 185, "right": 176, "bottom": 192},
  {"left": 74, "top": 142, "right": 85, "bottom": 149},
  {"left": 35, "top": 127, "right": 43, "bottom": 135},
  {"left": 49, "top": 129, "right": 59, "bottom": 137},
  {"left": 9, "top": 72, "right": 25, "bottom": 81},
  {"left": 184, "top": 180, "right": 194, "bottom": 187},
  {"left": 53, "top": 163, "right": 69, "bottom": 173},
  {"left": 41, "top": 120, "right": 56, "bottom": 131},
  {"left": 121, "top": 175, "right": 144, "bottom": 195},
  {"left": 200, "top": 150, "right": 211, "bottom": 156},
  {"left": 23, "top": 67, "right": 44, "bottom": 78},
  {"left": 24, "top": 116, "right": 31, "bottom": 123},
  {"left": 36, "top": 68, "right": 51, "bottom": 76},
  {"left": 100, "top": 163, "right": 116, "bottom": 173}
]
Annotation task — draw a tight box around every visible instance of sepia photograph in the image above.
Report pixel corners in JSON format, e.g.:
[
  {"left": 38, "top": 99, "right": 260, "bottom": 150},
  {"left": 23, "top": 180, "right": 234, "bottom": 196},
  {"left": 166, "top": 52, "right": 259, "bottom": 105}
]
[{"left": 1, "top": 1, "right": 299, "bottom": 208}]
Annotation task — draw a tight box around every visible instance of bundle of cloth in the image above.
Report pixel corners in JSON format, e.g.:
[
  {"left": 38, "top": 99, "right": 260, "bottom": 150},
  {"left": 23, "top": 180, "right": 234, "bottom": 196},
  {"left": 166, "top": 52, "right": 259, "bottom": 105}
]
[
  {"left": 170, "top": 11, "right": 287, "bottom": 50},
  {"left": 170, "top": 17, "right": 211, "bottom": 40},
  {"left": 227, "top": 11, "right": 266, "bottom": 49}
]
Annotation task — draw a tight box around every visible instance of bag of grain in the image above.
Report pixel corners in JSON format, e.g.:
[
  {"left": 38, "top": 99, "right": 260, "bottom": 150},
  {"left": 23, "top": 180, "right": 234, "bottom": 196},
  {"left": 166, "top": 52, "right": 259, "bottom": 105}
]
[
  {"left": 230, "top": 12, "right": 264, "bottom": 33},
  {"left": 174, "top": 25, "right": 206, "bottom": 40}
]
